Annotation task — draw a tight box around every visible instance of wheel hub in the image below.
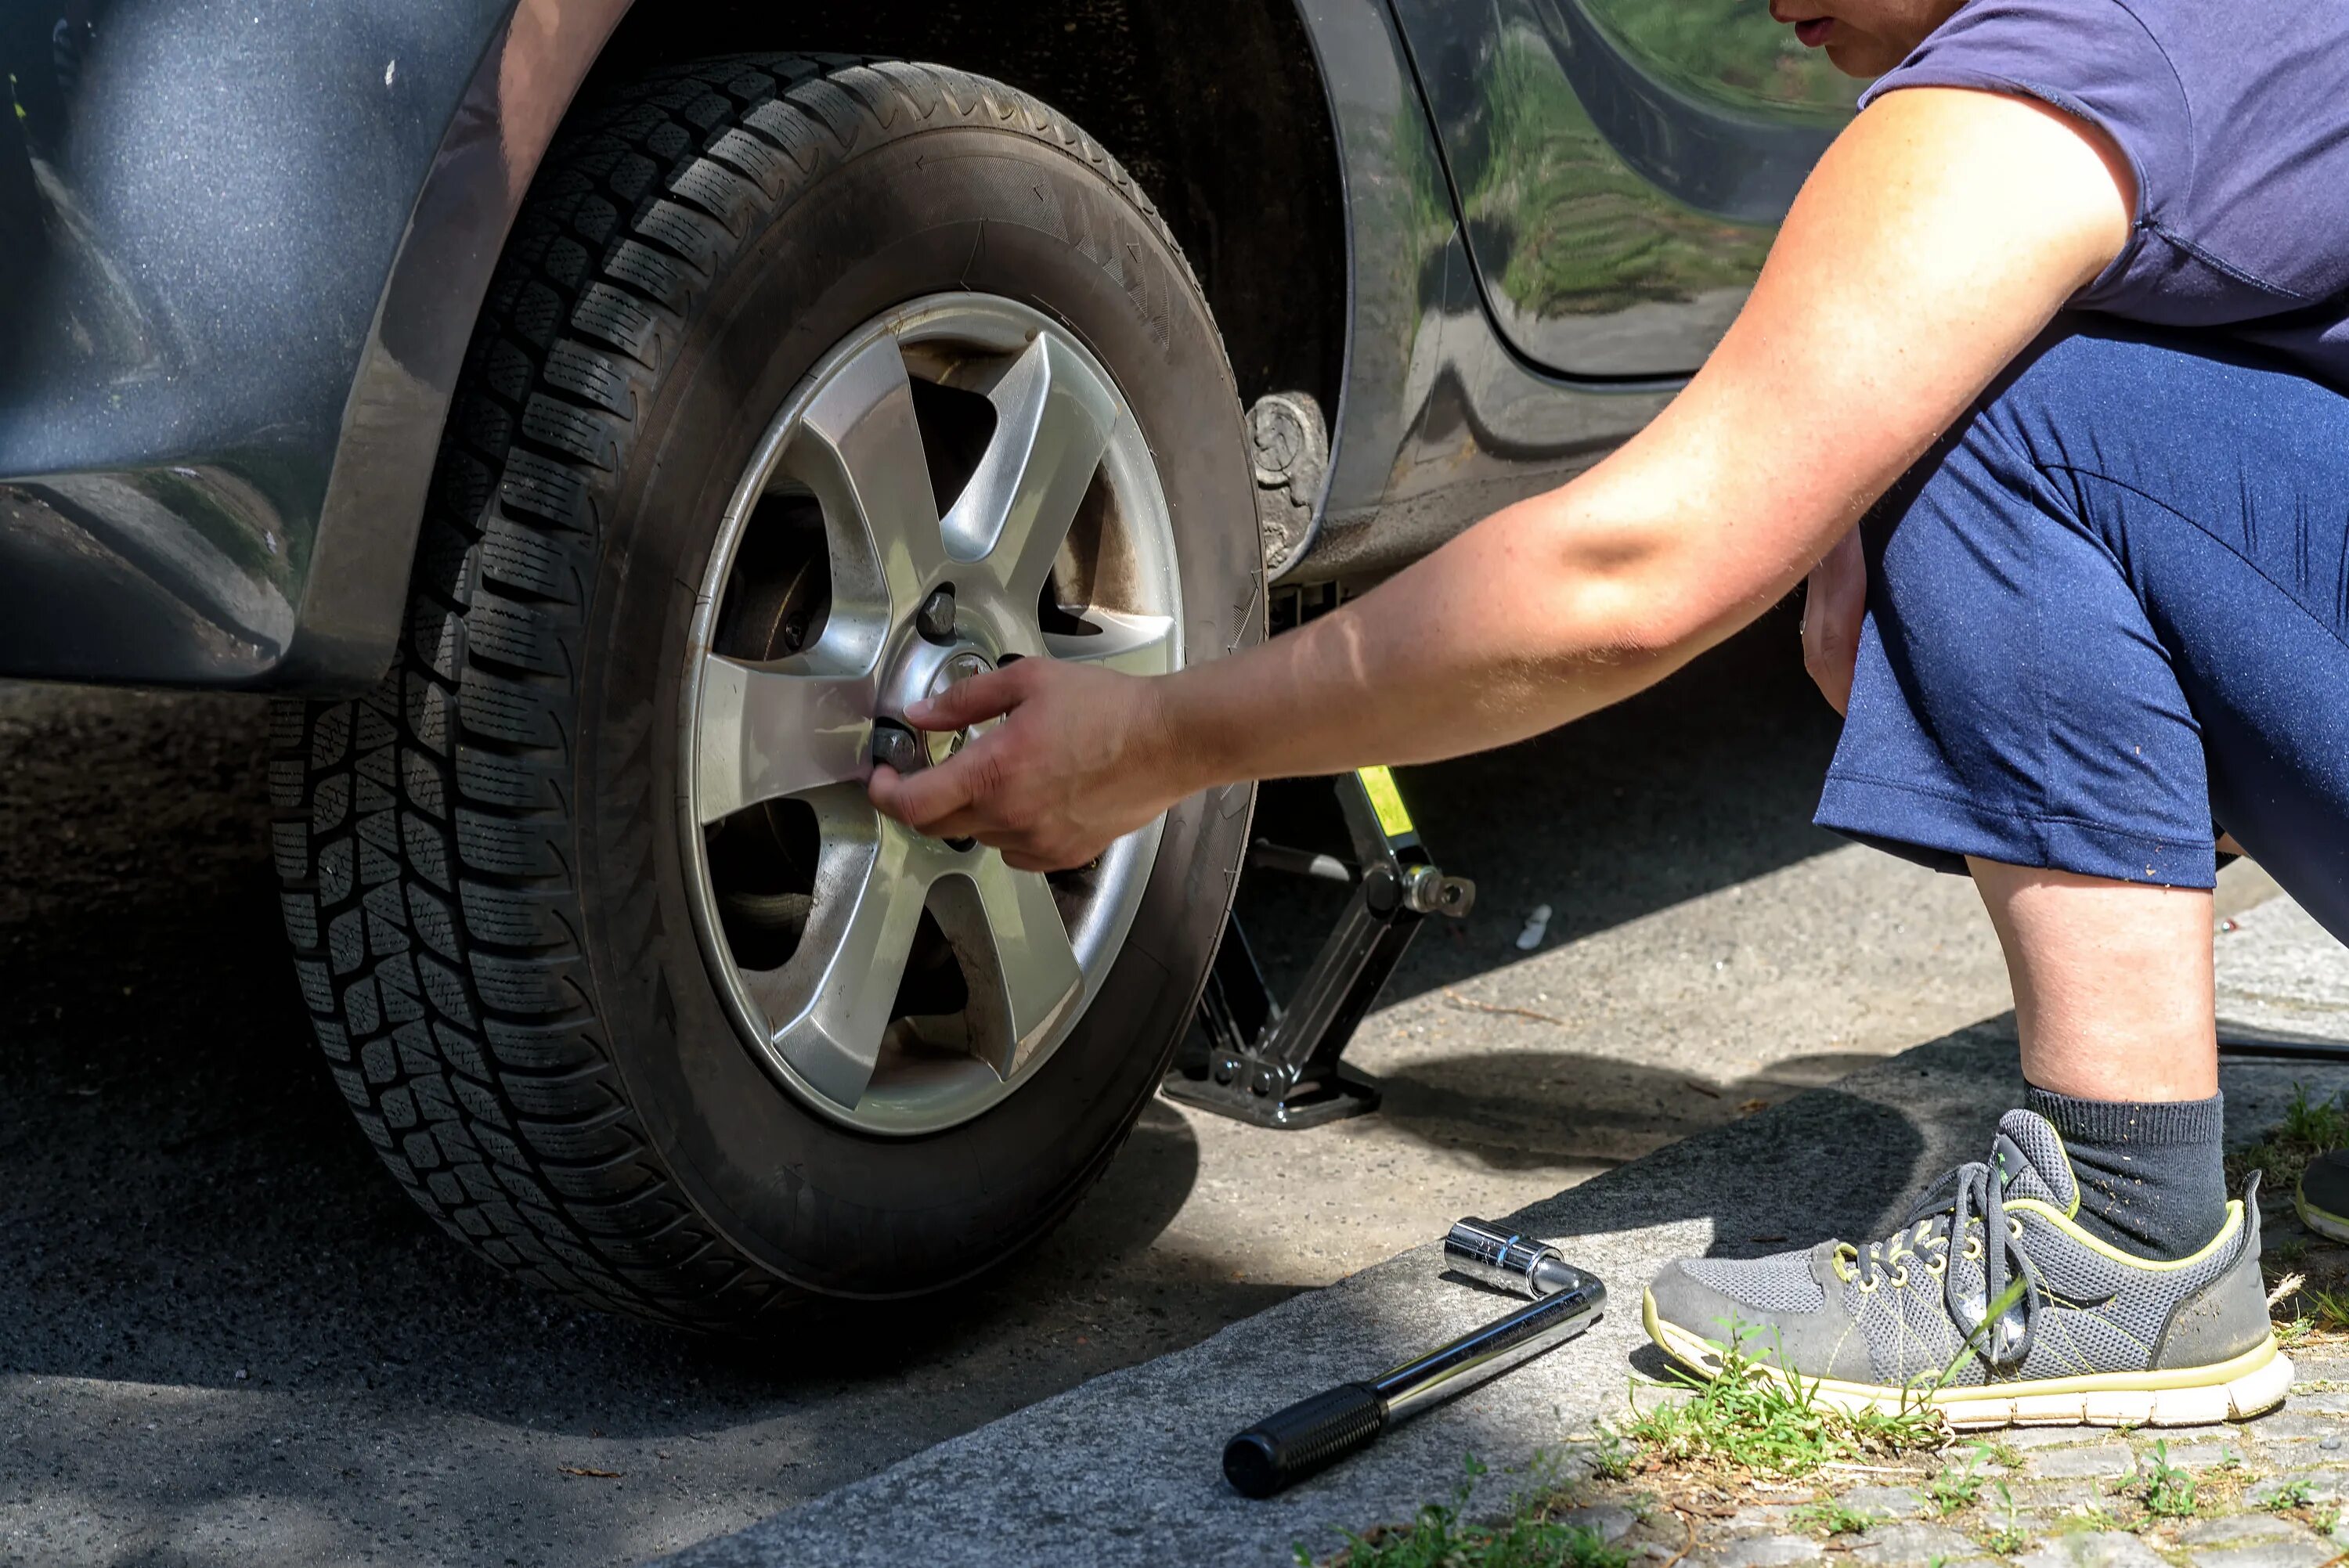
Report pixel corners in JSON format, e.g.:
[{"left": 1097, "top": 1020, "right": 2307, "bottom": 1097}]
[
  {"left": 678, "top": 294, "right": 1184, "bottom": 1136},
  {"left": 921, "top": 649, "right": 992, "bottom": 766}
]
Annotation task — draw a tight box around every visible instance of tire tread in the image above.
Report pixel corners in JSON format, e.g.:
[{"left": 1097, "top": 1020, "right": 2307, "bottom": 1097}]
[{"left": 272, "top": 54, "right": 1196, "bottom": 1330}]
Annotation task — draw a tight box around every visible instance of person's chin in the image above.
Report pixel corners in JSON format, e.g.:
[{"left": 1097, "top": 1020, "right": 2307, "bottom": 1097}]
[{"left": 1824, "top": 37, "right": 1896, "bottom": 77}]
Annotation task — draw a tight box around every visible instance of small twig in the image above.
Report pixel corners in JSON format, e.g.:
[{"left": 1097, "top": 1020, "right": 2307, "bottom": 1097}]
[
  {"left": 1440, "top": 986, "right": 1572, "bottom": 1028},
  {"left": 1657, "top": 1509, "right": 1699, "bottom": 1568},
  {"left": 1683, "top": 1080, "right": 1722, "bottom": 1099},
  {"left": 1819, "top": 1462, "right": 1916, "bottom": 1475}
]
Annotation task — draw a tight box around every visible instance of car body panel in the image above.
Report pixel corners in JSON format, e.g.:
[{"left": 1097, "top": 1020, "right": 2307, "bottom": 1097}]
[
  {"left": 1287, "top": 0, "right": 1676, "bottom": 584},
  {"left": 1380, "top": 0, "right": 1849, "bottom": 380},
  {"left": 0, "top": 0, "right": 622, "bottom": 690},
  {"left": 0, "top": 0, "right": 1836, "bottom": 680}
]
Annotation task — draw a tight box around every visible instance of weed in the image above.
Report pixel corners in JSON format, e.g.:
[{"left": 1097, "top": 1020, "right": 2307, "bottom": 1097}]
[
  {"left": 2230, "top": 1085, "right": 2349, "bottom": 1195},
  {"left": 2137, "top": 1441, "right": 2199, "bottom": 1519},
  {"left": 2053, "top": 1505, "right": 2119, "bottom": 1535},
  {"left": 1624, "top": 1325, "right": 1946, "bottom": 1478},
  {"left": 1926, "top": 1445, "right": 1990, "bottom": 1517},
  {"left": 2288, "top": 1085, "right": 2349, "bottom": 1149},
  {"left": 2309, "top": 1288, "right": 2349, "bottom": 1333},
  {"left": 1984, "top": 1439, "right": 2025, "bottom": 1470},
  {"left": 1791, "top": 1499, "right": 1879, "bottom": 1536},
  {"left": 1315, "top": 1455, "right": 1634, "bottom": 1568},
  {"left": 2278, "top": 1314, "right": 2319, "bottom": 1348},
  {"left": 2279, "top": 1238, "right": 2310, "bottom": 1268},
  {"left": 1980, "top": 1482, "right": 2029, "bottom": 1555},
  {"left": 1584, "top": 1433, "right": 1636, "bottom": 1483},
  {"left": 2264, "top": 1479, "right": 2317, "bottom": 1512}
]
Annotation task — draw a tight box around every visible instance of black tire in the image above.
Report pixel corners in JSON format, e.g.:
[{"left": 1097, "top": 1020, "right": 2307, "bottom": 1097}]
[{"left": 269, "top": 55, "right": 1261, "bottom": 1331}]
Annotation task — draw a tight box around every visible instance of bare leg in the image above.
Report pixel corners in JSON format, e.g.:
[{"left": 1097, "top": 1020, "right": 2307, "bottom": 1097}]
[{"left": 1968, "top": 857, "right": 2218, "bottom": 1101}]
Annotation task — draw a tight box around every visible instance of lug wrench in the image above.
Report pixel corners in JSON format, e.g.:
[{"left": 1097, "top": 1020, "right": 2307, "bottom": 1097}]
[{"left": 1221, "top": 1219, "right": 1608, "bottom": 1498}]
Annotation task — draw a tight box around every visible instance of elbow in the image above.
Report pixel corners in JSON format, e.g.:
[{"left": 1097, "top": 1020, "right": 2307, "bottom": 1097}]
[{"left": 1550, "top": 540, "right": 1719, "bottom": 673}]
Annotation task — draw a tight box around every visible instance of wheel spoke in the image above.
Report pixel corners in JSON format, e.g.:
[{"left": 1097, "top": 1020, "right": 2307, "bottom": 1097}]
[
  {"left": 784, "top": 333, "right": 945, "bottom": 633},
  {"left": 738, "top": 812, "right": 932, "bottom": 1109},
  {"left": 1043, "top": 608, "right": 1177, "bottom": 679},
  {"left": 944, "top": 333, "right": 1118, "bottom": 606},
  {"left": 933, "top": 851, "right": 1083, "bottom": 1080},
  {"left": 695, "top": 654, "right": 875, "bottom": 824}
]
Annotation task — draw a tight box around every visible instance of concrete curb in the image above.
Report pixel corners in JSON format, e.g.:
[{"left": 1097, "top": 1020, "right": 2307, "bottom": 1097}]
[{"left": 660, "top": 1025, "right": 2345, "bottom": 1568}]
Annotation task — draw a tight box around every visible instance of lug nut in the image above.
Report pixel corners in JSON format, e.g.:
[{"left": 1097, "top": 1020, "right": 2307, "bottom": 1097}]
[
  {"left": 916, "top": 586, "right": 956, "bottom": 644},
  {"left": 871, "top": 720, "right": 926, "bottom": 775}
]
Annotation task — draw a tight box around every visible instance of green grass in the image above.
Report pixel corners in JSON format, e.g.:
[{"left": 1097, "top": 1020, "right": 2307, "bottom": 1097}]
[
  {"left": 1979, "top": 1482, "right": 2030, "bottom": 1555},
  {"left": 1309, "top": 1457, "right": 1633, "bottom": 1568},
  {"left": 2263, "top": 1479, "right": 2317, "bottom": 1512},
  {"left": 1789, "top": 1499, "right": 1877, "bottom": 1536},
  {"left": 1622, "top": 1327, "right": 1947, "bottom": 1478},
  {"left": 2052, "top": 1505, "right": 2120, "bottom": 1535},
  {"left": 2230, "top": 1084, "right": 2348, "bottom": 1195},
  {"left": 1926, "top": 1445, "right": 1992, "bottom": 1516},
  {"left": 2136, "top": 1442, "right": 2199, "bottom": 1519}
]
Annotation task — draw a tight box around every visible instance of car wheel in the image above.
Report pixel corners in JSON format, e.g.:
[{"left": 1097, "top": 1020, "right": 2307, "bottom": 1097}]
[{"left": 269, "top": 54, "right": 1260, "bottom": 1328}]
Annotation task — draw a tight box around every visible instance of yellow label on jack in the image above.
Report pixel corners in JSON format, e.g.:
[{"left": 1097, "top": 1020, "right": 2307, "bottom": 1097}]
[{"left": 1356, "top": 766, "right": 1414, "bottom": 840}]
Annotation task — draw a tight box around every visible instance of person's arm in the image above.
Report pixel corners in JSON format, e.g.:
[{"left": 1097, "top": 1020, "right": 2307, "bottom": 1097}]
[{"left": 872, "top": 87, "right": 2134, "bottom": 870}]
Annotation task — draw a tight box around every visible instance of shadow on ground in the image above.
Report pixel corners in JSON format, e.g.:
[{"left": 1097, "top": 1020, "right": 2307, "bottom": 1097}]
[
  {"left": 1235, "top": 600, "right": 1846, "bottom": 1001},
  {"left": 0, "top": 604, "right": 1860, "bottom": 1564}
]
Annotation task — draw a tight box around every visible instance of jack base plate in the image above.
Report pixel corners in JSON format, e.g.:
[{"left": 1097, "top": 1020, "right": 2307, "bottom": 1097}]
[{"left": 1160, "top": 1062, "right": 1383, "bottom": 1130}]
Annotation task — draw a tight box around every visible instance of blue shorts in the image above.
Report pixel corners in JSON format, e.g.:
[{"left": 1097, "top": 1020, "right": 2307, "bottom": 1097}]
[{"left": 1815, "top": 320, "right": 2349, "bottom": 939}]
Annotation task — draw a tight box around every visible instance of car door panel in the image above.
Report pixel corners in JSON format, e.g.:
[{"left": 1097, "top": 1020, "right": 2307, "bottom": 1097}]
[{"left": 1385, "top": 0, "right": 1851, "bottom": 378}]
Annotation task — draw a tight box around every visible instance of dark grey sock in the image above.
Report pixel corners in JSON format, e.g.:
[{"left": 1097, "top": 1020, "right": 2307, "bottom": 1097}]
[{"left": 2023, "top": 1086, "right": 2227, "bottom": 1260}]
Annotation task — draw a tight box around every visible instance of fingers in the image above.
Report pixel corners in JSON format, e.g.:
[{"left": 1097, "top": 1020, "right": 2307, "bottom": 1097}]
[
  {"left": 905, "top": 661, "right": 1030, "bottom": 732},
  {"left": 868, "top": 742, "right": 994, "bottom": 838}
]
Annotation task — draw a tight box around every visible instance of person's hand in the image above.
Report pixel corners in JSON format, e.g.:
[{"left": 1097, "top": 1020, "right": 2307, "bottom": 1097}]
[
  {"left": 1801, "top": 528, "right": 1867, "bottom": 715},
  {"left": 867, "top": 659, "right": 1196, "bottom": 871}
]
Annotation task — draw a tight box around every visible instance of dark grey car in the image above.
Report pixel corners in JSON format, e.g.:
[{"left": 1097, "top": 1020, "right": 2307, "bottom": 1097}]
[{"left": 0, "top": 1, "right": 1849, "bottom": 1328}]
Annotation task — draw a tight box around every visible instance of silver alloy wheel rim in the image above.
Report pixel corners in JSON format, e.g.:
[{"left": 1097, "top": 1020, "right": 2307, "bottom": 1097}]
[{"left": 680, "top": 294, "right": 1182, "bottom": 1136}]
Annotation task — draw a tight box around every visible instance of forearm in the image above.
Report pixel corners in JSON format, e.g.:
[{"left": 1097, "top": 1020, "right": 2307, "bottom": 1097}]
[{"left": 1156, "top": 475, "right": 1739, "bottom": 791}]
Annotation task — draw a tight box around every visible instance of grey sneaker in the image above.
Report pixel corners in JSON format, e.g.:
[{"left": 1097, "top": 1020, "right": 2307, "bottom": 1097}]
[
  {"left": 1644, "top": 1109, "right": 2289, "bottom": 1428},
  {"left": 2295, "top": 1149, "right": 2349, "bottom": 1243}
]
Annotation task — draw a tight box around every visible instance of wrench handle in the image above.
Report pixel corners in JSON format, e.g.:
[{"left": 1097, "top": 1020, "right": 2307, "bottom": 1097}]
[{"left": 1221, "top": 1381, "right": 1388, "bottom": 1498}]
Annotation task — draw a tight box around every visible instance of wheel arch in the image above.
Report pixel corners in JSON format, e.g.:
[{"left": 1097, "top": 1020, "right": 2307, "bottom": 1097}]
[
  {"left": 578, "top": 2, "right": 1351, "bottom": 431},
  {"left": 291, "top": 0, "right": 632, "bottom": 690},
  {"left": 318, "top": 0, "right": 1348, "bottom": 692}
]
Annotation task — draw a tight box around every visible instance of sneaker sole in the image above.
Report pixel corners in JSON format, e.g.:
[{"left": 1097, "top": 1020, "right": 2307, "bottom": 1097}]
[
  {"left": 2294, "top": 1183, "right": 2349, "bottom": 1245},
  {"left": 1643, "top": 1287, "right": 2293, "bottom": 1429}
]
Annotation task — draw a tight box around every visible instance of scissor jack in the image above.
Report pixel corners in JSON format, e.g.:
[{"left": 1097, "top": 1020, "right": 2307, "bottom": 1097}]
[{"left": 1163, "top": 766, "right": 1474, "bottom": 1129}]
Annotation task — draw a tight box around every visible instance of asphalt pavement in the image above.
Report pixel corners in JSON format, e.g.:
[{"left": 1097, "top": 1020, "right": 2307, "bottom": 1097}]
[{"left": 0, "top": 605, "right": 2290, "bottom": 1566}]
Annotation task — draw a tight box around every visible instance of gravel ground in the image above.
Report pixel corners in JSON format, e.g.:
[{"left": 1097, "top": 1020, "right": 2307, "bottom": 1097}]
[{"left": 0, "top": 608, "right": 2291, "bottom": 1566}]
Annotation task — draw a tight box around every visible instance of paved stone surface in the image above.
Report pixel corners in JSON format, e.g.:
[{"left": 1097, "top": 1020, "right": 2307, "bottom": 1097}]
[
  {"left": 2256, "top": 1469, "right": 2349, "bottom": 1505},
  {"left": 2163, "top": 1440, "right": 2252, "bottom": 1471},
  {"left": 2026, "top": 1444, "right": 2138, "bottom": 1480},
  {"left": 2013, "top": 1534, "right": 2172, "bottom": 1568},
  {"left": 1701, "top": 1536, "right": 1824, "bottom": 1568},
  {"left": 1559, "top": 1502, "right": 1642, "bottom": 1542},
  {"left": 2181, "top": 1533, "right": 2337, "bottom": 1568},
  {"left": 2180, "top": 1514, "right": 2322, "bottom": 1547},
  {"left": 2004, "top": 1429, "right": 2113, "bottom": 1451},
  {"left": 1850, "top": 1522, "right": 1982, "bottom": 1563},
  {"left": 1840, "top": 1485, "right": 1926, "bottom": 1519},
  {"left": 2218, "top": 897, "right": 2349, "bottom": 1047}
]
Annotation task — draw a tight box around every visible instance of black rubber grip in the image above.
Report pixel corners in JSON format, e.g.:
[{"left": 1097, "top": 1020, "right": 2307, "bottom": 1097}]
[{"left": 1222, "top": 1382, "right": 1388, "bottom": 1498}]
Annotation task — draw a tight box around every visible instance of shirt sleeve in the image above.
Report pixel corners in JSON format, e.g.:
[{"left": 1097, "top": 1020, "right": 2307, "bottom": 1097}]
[{"left": 1857, "top": 0, "right": 2192, "bottom": 235}]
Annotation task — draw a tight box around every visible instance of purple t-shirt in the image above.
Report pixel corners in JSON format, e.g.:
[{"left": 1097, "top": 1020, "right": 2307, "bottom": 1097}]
[{"left": 1860, "top": 0, "right": 2349, "bottom": 387}]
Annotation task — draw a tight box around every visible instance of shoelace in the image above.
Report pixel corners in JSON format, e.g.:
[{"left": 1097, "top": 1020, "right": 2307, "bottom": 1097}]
[{"left": 1840, "top": 1136, "right": 2044, "bottom": 1370}]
